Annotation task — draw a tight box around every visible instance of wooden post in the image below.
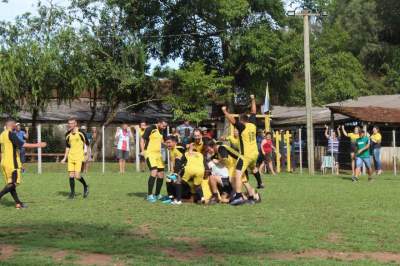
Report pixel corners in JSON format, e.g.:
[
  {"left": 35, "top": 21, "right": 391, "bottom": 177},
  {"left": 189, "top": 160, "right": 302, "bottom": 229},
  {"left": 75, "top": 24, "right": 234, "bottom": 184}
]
[
  {"left": 362, "top": 124, "right": 367, "bottom": 175},
  {"left": 167, "top": 126, "right": 171, "bottom": 172},
  {"left": 274, "top": 130, "right": 281, "bottom": 173},
  {"left": 284, "top": 130, "right": 292, "bottom": 172},
  {"left": 299, "top": 128, "right": 303, "bottom": 174},
  {"left": 265, "top": 113, "right": 271, "bottom": 132},
  {"left": 135, "top": 125, "right": 140, "bottom": 172},
  {"left": 393, "top": 129, "right": 397, "bottom": 176},
  {"left": 37, "top": 124, "right": 42, "bottom": 174},
  {"left": 102, "top": 125, "right": 105, "bottom": 174}
]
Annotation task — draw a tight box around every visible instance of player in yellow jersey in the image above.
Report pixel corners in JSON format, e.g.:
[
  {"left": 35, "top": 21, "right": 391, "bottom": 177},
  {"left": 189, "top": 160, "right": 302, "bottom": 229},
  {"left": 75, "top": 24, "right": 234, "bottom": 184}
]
[
  {"left": 61, "top": 118, "right": 90, "bottom": 199},
  {"left": 341, "top": 125, "right": 360, "bottom": 178},
  {"left": 165, "top": 135, "right": 185, "bottom": 204},
  {"left": 141, "top": 119, "right": 168, "bottom": 203},
  {"left": 222, "top": 94, "right": 259, "bottom": 205},
  {"left": 192, "top": 129, "right": 205, "bottom": 153},
  {"left": 0, "top": 119, "right": 46, "bottom": 209}
]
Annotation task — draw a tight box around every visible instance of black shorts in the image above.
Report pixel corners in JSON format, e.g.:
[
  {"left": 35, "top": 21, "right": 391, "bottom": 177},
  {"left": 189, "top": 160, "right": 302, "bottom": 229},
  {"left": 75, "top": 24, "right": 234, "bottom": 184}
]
[
  {"left": 256, "top": 153, "right": 263, "bottom": 167},
  {"left": 217, "top": 177, "right": 233, "bottom": 194},
  {"left": 264, "top": 152, "right": 273, "bottom": 163}
]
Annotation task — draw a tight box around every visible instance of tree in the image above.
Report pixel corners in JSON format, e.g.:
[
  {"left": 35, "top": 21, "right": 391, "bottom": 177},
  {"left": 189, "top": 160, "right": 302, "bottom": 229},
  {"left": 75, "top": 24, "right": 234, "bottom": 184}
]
[{"left": 161, "top": 61, "right": 232, "bottom": 123}]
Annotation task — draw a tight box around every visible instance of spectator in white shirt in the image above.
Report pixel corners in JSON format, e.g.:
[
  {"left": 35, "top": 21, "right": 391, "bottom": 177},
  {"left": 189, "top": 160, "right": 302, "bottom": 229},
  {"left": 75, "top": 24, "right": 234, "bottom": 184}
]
[
  {"left": 177, "top": 120, "right": 194, "bottom": 139},
  {"left": 115, "top": 124, "right": 133, "bottom": 174}
]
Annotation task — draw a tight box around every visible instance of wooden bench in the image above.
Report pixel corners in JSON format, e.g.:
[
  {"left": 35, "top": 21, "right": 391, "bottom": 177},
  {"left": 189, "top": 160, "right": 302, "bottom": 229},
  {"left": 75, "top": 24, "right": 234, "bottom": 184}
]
[{"left": 26, "top": 153, "right": 65, "bottom": 162}]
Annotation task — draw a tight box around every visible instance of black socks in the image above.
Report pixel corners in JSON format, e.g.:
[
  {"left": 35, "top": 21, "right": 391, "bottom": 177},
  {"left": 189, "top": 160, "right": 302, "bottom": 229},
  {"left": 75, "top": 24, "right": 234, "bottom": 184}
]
[
  {"left": 79, "top": 177, "right": 88, "bottom": 188},
  {"left": 254, "top": 172, "right": 262, "bottom": 186},
  {"left": 69, "top": 178, "right": 75, "bottom": 194},
  {"left": 155, "top": 178, "right": 163, "bottom": 196},
  {"left": 148, "top": 176, "right": 156, "bottom": 195}
]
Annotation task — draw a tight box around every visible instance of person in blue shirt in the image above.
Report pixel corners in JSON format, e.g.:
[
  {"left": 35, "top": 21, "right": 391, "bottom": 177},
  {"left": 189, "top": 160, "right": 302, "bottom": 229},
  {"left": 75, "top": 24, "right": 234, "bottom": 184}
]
[{"left": 14, "top": 123, "right": 29, "bottom": 164}]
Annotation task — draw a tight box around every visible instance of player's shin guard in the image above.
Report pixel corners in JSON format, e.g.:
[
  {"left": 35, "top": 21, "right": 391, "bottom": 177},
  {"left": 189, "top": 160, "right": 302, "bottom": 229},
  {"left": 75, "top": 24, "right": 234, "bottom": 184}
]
[
  {"left": 148, "top": 176, "right": 156, "bottom": 195},
  {"left": 254, "top": 172, "right": 262, "bottom": 186},
  {"left": 0, "top": 183, "right": 14, "bottom": 199},
  {"left": 79, "top": 177, "right": 88, "bottom": 188},
  {"left": 166, "top": 182, "right": 175, "bottom": 198},
  {"left": 194, "top": 186, "right": 204, "bottom": 203},
  {"left": 10, "top": 187, "right": 22, "bottom": 204},
  {"left": 69, "top": 177, "right": 75, "bottom": 193},
  {"left": 155, "top": 178, "right": 163, "bottom": 196},
  {"left": 175, "top": 183, "right": 182, "bottom": 202}
]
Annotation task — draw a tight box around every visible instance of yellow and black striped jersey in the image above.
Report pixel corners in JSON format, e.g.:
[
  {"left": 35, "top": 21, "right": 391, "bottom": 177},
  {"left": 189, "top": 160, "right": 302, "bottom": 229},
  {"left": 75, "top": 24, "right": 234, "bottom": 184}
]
[
  {"left": 65, "top": 129, "right": 89, "bottom": 161},
  {"left": 234, "top": 114, "right": 258, "bottom": 158},
  {"left": 0, "top": 129, "right": 23, "bottom": 170},
  {"left": 142, "top": 125, "right": 166, "bottom": 154}
]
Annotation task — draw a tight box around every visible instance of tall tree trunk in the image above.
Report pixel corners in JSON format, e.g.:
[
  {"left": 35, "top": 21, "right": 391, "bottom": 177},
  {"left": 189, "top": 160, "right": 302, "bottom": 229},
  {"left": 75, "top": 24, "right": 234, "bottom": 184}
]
[{"left": 86, "top": 88, "right": 98, "bottom": 129}]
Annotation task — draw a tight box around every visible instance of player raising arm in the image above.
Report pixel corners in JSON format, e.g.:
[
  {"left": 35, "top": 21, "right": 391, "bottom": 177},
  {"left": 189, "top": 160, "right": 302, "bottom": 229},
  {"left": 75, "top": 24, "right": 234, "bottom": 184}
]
[
  {"left": 0, "top": 119, "right": 47, "bottom": 209},
  {"left": 221, "top": 95, "right": 259, "bottom": 205}
]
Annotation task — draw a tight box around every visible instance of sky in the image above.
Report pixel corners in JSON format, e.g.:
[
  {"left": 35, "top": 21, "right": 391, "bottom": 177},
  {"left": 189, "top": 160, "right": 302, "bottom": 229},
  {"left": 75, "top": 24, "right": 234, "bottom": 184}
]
[{"left": 0, "top": 0, "right": 181, "bottom": 72}]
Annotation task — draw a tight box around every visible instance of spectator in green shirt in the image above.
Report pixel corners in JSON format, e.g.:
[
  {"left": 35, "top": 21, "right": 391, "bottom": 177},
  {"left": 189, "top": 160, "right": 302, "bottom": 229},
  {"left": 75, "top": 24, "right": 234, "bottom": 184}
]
[{"left": 353, "top": 130, "right": 373, "bottom": 182}]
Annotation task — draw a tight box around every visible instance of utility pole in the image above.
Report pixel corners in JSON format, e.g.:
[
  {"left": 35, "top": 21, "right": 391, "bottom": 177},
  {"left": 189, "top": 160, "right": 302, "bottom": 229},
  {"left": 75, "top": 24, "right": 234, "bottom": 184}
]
[{"left": 287, "top": 6, "right": 326, "bottom": 175}]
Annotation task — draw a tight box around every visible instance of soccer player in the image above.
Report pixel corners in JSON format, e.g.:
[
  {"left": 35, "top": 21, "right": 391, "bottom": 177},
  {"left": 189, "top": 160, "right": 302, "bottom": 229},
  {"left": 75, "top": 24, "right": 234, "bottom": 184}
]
[
  {"left": 61, "top": 118, "right": 90, "bottom": 199},
  {"left": 353, "top": 130, "right": 373, "bottom": 182},
  {"left": 165, "top": 135, "right": 185, "bottom": 204},
  {"left": 192, "top": 128, "right": 205, "bottom": 153},
  {"left": 141, "top": 119, "right": 168, "bottom": 203},
  {"left": 0, "top": 119, "right": 46, "bottom": 209},
  {"left": 222, "top": 94, "right": 259, "bottom": 205},
  {"left": 342, "top": 125, "right": 360, "bottom": 179}
]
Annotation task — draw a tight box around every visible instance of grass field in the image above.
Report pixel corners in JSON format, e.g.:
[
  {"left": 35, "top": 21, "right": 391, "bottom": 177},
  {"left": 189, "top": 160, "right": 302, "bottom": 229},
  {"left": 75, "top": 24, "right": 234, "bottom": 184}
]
[{"left": 1, "top": 163, "right": 400, "bottom": 265}]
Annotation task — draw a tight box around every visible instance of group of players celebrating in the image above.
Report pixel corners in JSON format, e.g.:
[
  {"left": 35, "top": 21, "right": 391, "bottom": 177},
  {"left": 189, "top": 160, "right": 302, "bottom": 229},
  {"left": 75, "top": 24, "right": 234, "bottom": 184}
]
[
  {"left": 0, "top": 95, "right": 263, "bottom": 209},
  {"left": 143, "top": 95, "right": 263, "bottom": 206}
]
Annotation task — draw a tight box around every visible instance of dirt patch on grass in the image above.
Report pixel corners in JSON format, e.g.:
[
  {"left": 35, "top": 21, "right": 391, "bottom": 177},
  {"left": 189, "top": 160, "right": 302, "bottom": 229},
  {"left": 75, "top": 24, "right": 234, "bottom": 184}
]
[
  {"left": 129, "top": 223, "right": 155, "bottom": 239},
  {"left": 44, "top": 249, "right": 124, "bottom": 266},
  {"left": 325, "top": 232, "right": 343, "bottom": 244},
  {"left": 0, "top": 244, "right": 16, "bottom": 261},
  {"left": 161, "top": 236, "right": 214, "bottom": 262},
  {"left": 267, "top": 249, "right": 400, "bottom": 263}
]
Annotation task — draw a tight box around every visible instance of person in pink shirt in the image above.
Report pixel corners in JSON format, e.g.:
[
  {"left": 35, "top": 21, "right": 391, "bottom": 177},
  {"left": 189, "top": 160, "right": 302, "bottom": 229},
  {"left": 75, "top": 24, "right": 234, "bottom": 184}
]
[
  {"left": 115, "top": 124, "right": 133, "bottom": 174},
  {"left": 260, "top": 132, "right": 276, "bottom": 175}
]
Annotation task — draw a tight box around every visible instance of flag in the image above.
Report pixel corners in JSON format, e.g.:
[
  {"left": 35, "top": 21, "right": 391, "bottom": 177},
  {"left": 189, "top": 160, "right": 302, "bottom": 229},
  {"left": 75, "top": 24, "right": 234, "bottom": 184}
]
[{"left": 262, "top": 82, "right": 270, "bottom": 114}]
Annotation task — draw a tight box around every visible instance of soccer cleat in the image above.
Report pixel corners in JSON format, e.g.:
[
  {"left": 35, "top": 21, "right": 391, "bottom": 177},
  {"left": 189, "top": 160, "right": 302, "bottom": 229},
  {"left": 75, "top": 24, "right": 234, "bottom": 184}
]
[
  {"left": 162, "top": 198, "right": 173, "bottom": 204},
  {"left": 83, "top": 186, "right": 89, "bottom": 198},
  {"left": 208, "top": 196, "right": 220, "bottom": 205},
  {"left": 68, "top": 192, "right": 76, "bottom": 199},
  {"left": 158, "top": 195, "right": 169, "bottom": 201},
  {"left": 171, "top": 200, "right": 182, "bottom": 205},
  {"left": 246, "top": 199, "right": 256, "bottom": 205},
  {"left": 257, "top": 184, "right": 265, "bottom": 189},
  {"left": 230, "top": 197, "right": 246, "bottom": 206},
  {"left": 255, "top": 193, "right": 262, "bottom": 204},
  {"left": 351, "top": 176, "right": 358, "bottom": 182},
  {"left": 15, "top": 203, "right": 27, "bottom": 209},
  {"left": 147, "top": 195, "right": 157, "bottom": 203}
]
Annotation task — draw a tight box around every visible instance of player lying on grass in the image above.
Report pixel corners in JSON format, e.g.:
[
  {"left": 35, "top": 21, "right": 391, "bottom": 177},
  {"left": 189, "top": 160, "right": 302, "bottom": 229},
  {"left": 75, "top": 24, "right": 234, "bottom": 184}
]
[
  {"left": 61, "top": 118, "right": 90, "bottom": 199},
  {"left": 205, "top": 140, "right": 260, "bottom": 205},
  {"left": 221, "top": 94, "right": 260, "bottom": 206},
  {"left": 164, "top": 137, "right": 207, "bottom": 204},
  {"left": 0, "top": 119, "right": 47, "bottom": 209}
]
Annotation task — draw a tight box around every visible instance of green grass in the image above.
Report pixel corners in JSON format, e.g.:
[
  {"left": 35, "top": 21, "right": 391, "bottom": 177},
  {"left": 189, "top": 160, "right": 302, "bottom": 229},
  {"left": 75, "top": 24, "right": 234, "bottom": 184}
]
[{"left": 0, "top": 163, "right": 400, "bottom": 265}]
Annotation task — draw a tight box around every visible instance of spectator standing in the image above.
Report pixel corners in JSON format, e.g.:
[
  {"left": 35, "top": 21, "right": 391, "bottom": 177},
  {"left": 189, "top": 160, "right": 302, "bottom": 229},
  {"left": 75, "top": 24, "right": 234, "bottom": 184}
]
[
  {"left": 115, "top": 124, "right": 133, "bottom": 174},
  {"left": 324, "top": 125, "right": 341, "bottom": 175},
  {"left": 181, "top": 128, "right": 191, "bottom": 147},
  {"left": 260, "top": 132, "right": 276, "bottom": 175},
  {"left": 170, "top": 127, "right": 181, "bottom": 143},
  {"left": 14, "top": 123, "right": 28, "bottom": 169},
  {"left": 353, "top": 130, "right": 373, "bottom": 182},
  {"left": 370, "top": 126, "right": 382, "bottom": 175},
  {"left": 341, "top": 125, "right": 360, "bottom": 179},
  {"left": 177, "top": 120, "right": 194, "bottom": 140}
]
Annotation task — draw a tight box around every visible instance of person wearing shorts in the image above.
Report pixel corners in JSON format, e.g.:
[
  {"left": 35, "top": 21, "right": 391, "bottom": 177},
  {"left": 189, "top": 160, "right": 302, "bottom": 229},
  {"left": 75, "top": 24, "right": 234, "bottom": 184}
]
[
  {"left": 261, "top": 132, "right": 276, "bottom": 175},
  {"left": 353, "top": 130, "right": 373, "bottom": 182},
  {"left": 115, "top": 124, "right": 133, "bottom": 174},
  {"left": 342, "top": 125, "right": 360, "bottom": 178}
]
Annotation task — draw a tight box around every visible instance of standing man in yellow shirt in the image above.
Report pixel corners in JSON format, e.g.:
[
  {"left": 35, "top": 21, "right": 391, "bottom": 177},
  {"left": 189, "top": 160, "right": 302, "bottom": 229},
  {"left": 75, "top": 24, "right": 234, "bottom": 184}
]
[
  {"left": 371, "top": 126, "right": 382, "bottom": 175},
  {"left": 342, "top": 125, "right": 360, "bottom": 179},
  {"left": 0, "top": 119, "right": 46, "bottom": 209},
  {"left": 141, "top": 118, "right": 168, "bottom": 203},
  {"left": 61, "top": 118, "right": 90, "bottom": 199},
  {"left": 222, "top": 94, "right": 259, "bottom": 206}
]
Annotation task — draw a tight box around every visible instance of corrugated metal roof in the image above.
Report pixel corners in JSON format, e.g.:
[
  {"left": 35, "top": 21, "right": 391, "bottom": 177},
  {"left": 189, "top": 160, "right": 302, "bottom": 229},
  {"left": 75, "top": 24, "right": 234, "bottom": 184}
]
[{"left": 327, "top": 95, "right": 400, "bottom": 123}]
